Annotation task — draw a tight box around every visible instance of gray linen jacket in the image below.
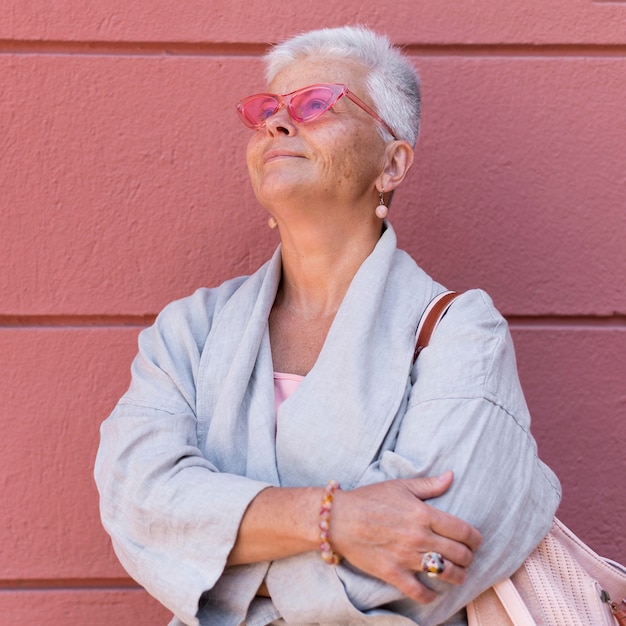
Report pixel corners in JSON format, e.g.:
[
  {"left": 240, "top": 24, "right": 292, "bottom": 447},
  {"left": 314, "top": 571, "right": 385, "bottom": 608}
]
[{"left": 95, "top": 223, "right": 561, "bottom": 626}]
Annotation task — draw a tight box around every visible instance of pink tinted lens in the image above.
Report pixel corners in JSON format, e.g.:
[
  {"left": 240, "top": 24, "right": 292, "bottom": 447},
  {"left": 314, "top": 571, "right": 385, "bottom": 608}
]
[
  {"left": 240, "top": 95, "right": 280, "bottom": 127},
  {"left": 289, "top": 85, "right": 339, "bottom": 122}
]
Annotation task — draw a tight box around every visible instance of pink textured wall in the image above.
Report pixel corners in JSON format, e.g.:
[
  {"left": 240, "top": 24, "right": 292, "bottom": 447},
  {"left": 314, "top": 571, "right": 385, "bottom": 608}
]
[{"left": 1, "top": 2, "right": 624, "bottom": 622}]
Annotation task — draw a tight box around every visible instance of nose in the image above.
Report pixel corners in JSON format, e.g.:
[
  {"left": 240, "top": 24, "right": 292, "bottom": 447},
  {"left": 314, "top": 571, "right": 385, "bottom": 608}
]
[{"left": 264, "top": 105, "right": 296, "bottom": 136}]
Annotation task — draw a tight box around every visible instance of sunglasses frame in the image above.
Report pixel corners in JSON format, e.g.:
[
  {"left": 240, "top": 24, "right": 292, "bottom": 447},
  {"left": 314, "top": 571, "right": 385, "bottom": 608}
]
[{"left": 236, "top": 83, "right": 397, "bottom": 140}]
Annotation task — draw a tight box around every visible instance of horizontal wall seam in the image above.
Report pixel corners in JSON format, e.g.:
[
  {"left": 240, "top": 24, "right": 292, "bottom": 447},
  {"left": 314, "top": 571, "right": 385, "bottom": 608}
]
[
  {"left": 403, "top": 43, "right": 626, "bottom": 58},
  {"left": 0, "top": 578, "right": 142, "bottom": 591},
  {"left": 0, "top": 40, "right": 269, "bottom": 57},
  {"left": 0, "top": 40, "right": 625, "bottom": 58},
  {"left": 0, "top": 315, "right": 625, "bottom": 329},
  {"left": 507, "top": 315, "right": 626, "bottom": 329},
  {"left": 0, "top": 315, "right": 156, "bottom": 328}
]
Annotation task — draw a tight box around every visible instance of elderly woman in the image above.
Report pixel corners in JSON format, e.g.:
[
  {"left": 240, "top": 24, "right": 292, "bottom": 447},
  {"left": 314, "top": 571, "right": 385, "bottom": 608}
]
[{"left": 95, "top": 26, "right": 560, "bottom": 626}]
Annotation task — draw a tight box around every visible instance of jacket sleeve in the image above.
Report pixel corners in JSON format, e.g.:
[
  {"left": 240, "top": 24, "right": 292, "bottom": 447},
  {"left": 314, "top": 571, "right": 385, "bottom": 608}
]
[
  {"left": 334, "top": 289, "right": 562, "bottom": 625},
  {"left": 94, "top": 289, "right": 271, "bottom": 626}
]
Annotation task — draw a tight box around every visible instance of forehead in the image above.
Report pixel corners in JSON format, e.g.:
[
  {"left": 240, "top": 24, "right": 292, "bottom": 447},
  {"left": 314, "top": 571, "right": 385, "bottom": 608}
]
[{"left": 268, "top": 55, "right": 370, "bottom": 95}]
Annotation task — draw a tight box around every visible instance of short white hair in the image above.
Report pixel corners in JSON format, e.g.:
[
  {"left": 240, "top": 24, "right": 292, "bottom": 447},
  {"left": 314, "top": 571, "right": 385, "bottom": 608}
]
[{"left": 264, "top": 25, "right": 421, "bottom": 146}]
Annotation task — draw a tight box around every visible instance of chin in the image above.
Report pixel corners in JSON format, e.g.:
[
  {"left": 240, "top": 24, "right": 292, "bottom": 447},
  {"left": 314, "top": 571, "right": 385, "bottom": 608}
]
[{"left": 255, "top": 177, "right": 314, "bottom": 206}]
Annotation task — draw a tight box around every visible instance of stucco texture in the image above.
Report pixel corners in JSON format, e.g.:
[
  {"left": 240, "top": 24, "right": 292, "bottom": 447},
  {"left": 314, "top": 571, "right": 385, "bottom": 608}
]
[{"left": 1, "top": 2, "right": 624, "bottom": 623}]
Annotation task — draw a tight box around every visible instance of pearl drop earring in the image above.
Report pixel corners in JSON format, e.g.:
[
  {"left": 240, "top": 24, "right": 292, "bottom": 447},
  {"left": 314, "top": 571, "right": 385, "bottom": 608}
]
[{"left": 375, "top": 190, "right": 388, "bottom": 219}]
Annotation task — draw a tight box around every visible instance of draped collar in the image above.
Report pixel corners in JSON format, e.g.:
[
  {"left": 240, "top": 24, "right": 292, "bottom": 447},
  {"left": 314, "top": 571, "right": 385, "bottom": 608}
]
[{"left": 196, "top": 223, "right": 436, "bottom": 488}]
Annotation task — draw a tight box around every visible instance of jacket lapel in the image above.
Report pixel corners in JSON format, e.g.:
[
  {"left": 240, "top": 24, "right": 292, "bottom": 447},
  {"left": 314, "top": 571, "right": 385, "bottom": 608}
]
[
  {"left": 197, "top": 249, "right": 282, "bottom": 484},
  {"left": 275, "top": 226, "right": 435, "bottom": 487},
  {"left": 197, "top": 224, "right": 438, "bottom": 489}
]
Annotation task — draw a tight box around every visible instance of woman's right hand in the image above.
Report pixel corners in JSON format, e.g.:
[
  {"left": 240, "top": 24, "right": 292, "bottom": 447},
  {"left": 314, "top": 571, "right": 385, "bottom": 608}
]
[{"left": 331, "top": 471, "right": 481, "bottom": 605}]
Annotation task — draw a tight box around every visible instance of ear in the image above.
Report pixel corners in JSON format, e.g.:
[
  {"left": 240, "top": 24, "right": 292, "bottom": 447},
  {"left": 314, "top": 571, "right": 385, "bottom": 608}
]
[{"left": 375, "top": 140, "right": 414, "bottom": 193}]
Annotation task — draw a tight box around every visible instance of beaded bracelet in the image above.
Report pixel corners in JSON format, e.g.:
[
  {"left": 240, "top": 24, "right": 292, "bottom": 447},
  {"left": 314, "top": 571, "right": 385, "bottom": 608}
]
[{"left": 319, "top": 479, "right": 342, "bottom": 565}]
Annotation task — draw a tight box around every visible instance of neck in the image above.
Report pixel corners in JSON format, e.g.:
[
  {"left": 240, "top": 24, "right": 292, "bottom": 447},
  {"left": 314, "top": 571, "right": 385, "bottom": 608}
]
[{"left": 276, "top": 214, "right": 383, "bottom": 318}]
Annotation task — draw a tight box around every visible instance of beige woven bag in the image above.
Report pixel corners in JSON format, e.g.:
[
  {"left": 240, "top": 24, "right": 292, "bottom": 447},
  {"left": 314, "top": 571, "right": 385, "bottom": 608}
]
[{"left": 466, "top": 517, "right": 626, "bottom": 625}]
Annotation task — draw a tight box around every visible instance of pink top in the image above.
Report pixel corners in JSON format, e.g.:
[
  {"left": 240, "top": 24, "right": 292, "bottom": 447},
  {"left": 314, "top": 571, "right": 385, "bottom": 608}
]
[{"left": 273, "top": 372, "right": 304, "bottom": 412}]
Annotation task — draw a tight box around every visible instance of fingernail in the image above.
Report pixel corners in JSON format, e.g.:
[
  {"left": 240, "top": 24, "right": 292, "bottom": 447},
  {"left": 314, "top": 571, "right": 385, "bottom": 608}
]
[{"left": 438, "top": 470, "right": 453, "bottom": 482}]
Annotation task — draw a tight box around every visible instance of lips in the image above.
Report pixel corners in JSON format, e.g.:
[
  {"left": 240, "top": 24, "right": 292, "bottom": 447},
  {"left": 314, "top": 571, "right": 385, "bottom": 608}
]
[{"left": 263, "top": 149, "right": 304, "bottom": 164}]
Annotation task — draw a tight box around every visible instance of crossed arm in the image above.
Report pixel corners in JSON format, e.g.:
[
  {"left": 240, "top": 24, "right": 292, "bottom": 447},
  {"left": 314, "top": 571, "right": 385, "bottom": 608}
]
[{"left": 227, "top": 471, "right": 482, "bottom": 605}]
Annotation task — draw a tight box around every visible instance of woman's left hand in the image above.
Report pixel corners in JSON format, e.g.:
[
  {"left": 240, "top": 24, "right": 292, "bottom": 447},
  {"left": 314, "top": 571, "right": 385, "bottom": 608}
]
[{"left": 330, "top": 471, "right": 482, "bottom": 604}]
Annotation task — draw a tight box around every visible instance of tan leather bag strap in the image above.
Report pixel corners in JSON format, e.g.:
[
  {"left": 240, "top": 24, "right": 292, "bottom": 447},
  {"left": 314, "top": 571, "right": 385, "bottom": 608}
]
[{"left": 413, "top": 291, "right": 460, "bottom": 363}]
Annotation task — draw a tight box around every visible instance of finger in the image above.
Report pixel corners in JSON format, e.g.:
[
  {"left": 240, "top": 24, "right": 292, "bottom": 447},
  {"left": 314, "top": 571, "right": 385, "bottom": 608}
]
[
  {"left": 429, "top": 510, "right": 483, "bottom": 552},
  {"left": 387, "top": 570, "right": 438, "bottom": 605},
  {"left": 417, "top": 530, "right": 477, "bottom": 569},
  {"left": 401, "top": 471, "right": 454, "bottom": 501},
  {"left": 420, "top": 557, "right": 467, "bottom": 586},
  {"left": 437, "top": 539, "right": 475, "bottom": 569},
  {"left": 402, "top": 472, "right": 483, "bottom": 552}
]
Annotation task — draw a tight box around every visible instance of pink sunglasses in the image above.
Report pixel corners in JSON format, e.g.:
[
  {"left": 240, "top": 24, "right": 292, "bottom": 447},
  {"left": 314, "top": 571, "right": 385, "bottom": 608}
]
[{"left": 236, "top": 83, "right": 397, "bottom": 139}]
